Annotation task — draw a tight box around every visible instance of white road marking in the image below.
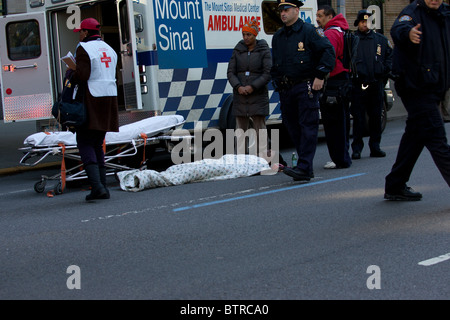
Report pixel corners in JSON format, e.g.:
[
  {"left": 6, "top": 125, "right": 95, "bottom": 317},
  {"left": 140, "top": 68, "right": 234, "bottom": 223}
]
[
  {"left": 80, "top": 181, "right": 295, "bottom": 223},
  {"left": 174, "top": 173, "right": 366, "bottom": 212},
  {"left": 82, "top": 173, "right": 367, "bottom": 222},
  {"left": 0, "top": 189, "right": 33, "bottom": 196},
  {"left": 418, "top": 253, "right": 450, "bottom": 266}
]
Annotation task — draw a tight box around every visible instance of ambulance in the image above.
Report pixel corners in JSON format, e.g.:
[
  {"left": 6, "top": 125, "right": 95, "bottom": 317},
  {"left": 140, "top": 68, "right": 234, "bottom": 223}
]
[{"left": 0, "top": 0, "right": 318, "bottom": 133}]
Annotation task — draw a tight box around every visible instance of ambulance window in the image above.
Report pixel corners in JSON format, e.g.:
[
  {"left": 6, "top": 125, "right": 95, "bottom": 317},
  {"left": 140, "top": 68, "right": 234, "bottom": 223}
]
[
  {"left": 6, "top": 20, "right": 41, "bottom": 61},
  {"left": 119, "top": 1, "right": 130, "bottom": 44},
  {"left": 262, "top": 1, "right": 283, "bottom": 34}
]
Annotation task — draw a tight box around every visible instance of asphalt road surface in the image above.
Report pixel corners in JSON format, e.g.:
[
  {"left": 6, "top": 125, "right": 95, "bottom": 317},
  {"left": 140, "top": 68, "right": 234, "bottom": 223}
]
[{"left": 0, "top": 118, "right": 449, "bottom": 303}]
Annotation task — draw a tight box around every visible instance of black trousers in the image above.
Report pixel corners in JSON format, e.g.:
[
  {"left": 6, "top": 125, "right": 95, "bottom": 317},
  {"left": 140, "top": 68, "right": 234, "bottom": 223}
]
[
  {"left": 279, "top": 82, "right": 320, "bottom": 175},
  {"left": 76, "top": 129, "right": 106, "bottom": 167},
  {"left": 351, "top": 81, "right": 384, "bottom": 153},
  {"left": 320, "top": 76, "right": 352, "bottom": 168},
  {"left": 385, "top": 94, "right": 450, "bottom": 192}
]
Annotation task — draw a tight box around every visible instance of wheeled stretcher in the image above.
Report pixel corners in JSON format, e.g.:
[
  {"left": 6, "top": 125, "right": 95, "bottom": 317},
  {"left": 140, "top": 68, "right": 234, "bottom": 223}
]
[{"left": 19, "top": 115, "right": 187, "bottom": 194}]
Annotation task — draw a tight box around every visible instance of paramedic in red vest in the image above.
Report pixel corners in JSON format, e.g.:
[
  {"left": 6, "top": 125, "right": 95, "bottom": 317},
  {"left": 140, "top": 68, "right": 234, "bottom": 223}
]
[
  {"left": 316, "top": 5, "right": 352, "bottom": 170},
  {"left": 71, "top": 18, "right": 119, "bottom": 201}
]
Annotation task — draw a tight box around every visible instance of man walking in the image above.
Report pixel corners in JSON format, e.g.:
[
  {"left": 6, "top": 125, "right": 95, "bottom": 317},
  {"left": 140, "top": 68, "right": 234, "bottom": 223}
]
[{"left": 385, "top": 0, "right": 450, "bottom": 201}]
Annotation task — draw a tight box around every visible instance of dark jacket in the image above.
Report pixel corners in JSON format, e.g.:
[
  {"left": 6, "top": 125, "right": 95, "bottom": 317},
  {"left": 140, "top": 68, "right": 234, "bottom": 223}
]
[
  {"left": 354, "top": 29, "right": 393, "bottom": 83},
  {"left": 227, "top": 39, "right": 272, "bottom": 117},
  {"left": 390, "top": 0, "right": 450, "bottom": 100},
  {"left": 73, "top": 36, "right": 119, "bottom": 132},
  {"left": 271, "top": 18, "right": 335, "bottom": 82}
]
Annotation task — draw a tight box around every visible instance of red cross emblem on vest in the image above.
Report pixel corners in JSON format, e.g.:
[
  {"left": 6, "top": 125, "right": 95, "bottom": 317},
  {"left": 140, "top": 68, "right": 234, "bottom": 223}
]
[{"left": 101, "top": 52, "right": 112, "bottom": 68}]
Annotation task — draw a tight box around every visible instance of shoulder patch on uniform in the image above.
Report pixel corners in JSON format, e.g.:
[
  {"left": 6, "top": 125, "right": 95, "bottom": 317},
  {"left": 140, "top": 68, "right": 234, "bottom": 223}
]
[
  {"left": 316, "top": 28, "right": 325, "bottom": 37},
  {"left": 399, "top": 15, "right": 412, "bottom": 22}
]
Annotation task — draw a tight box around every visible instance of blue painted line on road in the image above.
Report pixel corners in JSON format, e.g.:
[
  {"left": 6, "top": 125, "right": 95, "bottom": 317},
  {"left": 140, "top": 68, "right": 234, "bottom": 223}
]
[{"left": 173, "top": 173, "right": 367, "bottom": 212}]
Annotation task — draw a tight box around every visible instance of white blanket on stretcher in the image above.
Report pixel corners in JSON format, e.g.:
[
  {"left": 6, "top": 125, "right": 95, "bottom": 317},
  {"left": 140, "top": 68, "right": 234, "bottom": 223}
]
[
  {"left": 23, "top": 115, "right": 184, "bottom": 147},
  {"left": 117, "top": 154, "right": 272, "bottom": 192}
]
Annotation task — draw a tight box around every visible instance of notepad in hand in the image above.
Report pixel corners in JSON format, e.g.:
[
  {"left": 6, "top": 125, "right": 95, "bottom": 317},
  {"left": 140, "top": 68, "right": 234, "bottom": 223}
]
[{"left": 61, "top": 51, "right": 76, "bottom": 70}]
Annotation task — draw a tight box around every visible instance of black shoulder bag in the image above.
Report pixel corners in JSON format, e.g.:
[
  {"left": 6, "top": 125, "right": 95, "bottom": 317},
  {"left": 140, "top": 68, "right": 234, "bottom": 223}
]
[{"left": 52, "top": 75, "right": 86, "bottom": 129}]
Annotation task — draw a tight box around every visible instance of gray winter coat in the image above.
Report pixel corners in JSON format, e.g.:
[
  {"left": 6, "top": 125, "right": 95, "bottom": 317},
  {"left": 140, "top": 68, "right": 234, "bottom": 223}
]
[{"left": 227, "top": 39, "right": 272, "bottom": 117}]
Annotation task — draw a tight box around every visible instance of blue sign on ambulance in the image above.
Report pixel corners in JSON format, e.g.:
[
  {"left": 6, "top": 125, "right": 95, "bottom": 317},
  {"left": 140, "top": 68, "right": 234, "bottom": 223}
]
[{"left": 153, "top": 0, "right": 207, "bottom": 69}]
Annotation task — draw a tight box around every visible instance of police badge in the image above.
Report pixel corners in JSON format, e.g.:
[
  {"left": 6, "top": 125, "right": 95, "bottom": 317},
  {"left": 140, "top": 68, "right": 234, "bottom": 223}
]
[
  {"left": 399, "top": 15, "right": 412, "bottom": 22},
  {"left": 316, "top": 28, "right": 325, "bottom": 37}
]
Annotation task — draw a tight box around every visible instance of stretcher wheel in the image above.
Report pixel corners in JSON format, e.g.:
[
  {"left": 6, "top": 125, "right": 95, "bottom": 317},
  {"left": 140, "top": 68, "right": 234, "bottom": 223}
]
[
  {"left": 34, "top": 180, "right": 46, "bottom": 193},
  {"left": 54, "top": 182, "right": 63, "bottom": 195}
]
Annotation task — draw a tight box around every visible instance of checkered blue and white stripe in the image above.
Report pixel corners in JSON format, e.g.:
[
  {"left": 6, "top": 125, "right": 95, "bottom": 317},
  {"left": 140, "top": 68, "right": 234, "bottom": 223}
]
[{"left": 145, "top": 51, "right": 282, "bottom": 130}]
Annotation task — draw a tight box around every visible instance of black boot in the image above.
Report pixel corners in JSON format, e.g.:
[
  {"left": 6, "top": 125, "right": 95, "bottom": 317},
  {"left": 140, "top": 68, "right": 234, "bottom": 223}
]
[
  {"left": 98, "top": 166, "right": 110, "bottom": 199},
  {"left": 85, "top": 164, "right": 107, "bottom": 201}
]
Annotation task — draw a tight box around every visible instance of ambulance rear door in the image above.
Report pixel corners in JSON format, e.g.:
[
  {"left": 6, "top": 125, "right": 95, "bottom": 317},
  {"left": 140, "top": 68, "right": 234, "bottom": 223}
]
[
  {"left": 0, "top": 12, "right": 52, "bottom": 122},
  {"left": 117, "top": 0, "right": 142, "bottom": 110}
]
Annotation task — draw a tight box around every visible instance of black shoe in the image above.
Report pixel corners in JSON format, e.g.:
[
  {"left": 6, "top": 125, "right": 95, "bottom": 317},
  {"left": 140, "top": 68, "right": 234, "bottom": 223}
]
[
  {"left": 85, "top": 164, "right": 108, "bottom": 201},
  {"left": 384, "top": 186, "right": 422, "bottom": 201},
  {"left": 86, "top": 187, "right": 108, "bottom": 201},
  {"left": 296, "top": 171, "right": 315, "bottom": 179},
  {"left": 352, "top": 152, "right": 361, "bottom": 160},
  {"left": 283, "top": 167, "right": 311, "bottom": 181},
  {"left": 98, "top": 166, "right": 110, "bottom": 199},
  {"left": 97, "top": 189, "right": 110, "bottom": 199},
  {"left": 370, "top": 149, "right": 386, "bottom": 157}
]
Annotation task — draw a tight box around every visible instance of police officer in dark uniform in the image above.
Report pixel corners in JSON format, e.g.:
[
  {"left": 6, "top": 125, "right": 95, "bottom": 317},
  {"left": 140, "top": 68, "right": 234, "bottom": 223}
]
[
  {"left": 271, "top": 0, "right": 335, "bottom": 181},
  {"left": 350, "top": 10, "right": 393, "bottom": 160},
  {"left": 385, "top": 0, "right": 450, "bottom": 201}
]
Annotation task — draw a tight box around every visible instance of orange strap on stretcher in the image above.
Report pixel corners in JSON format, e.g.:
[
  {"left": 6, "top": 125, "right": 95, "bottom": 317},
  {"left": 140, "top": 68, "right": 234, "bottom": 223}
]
[
  {"left": 58, "top": 143, "right": 66, "bottom": 192},
  {"left": 140, "top": 133, "right": 148, "bottom": 166}
]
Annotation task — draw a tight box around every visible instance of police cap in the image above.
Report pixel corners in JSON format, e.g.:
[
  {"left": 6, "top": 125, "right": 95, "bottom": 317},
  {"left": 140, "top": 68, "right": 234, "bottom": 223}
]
[
  {"left": 277, "top": 0, "right": 304, "bottom": 11},
  {"left": 354, "top": 10, "right": 372, "bottom": 27}
]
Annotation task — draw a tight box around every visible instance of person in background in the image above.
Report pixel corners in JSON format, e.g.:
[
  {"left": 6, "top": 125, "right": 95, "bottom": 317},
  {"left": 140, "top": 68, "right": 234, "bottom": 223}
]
[
  {"left": 271, "top": 0, "right": 335, "bottom": 182},
  {"left": 316, "top": 5, "right": 352, "bottom": 170},
  {"left": 350, "top": 10, "right": 393, "bottom": 160},
  {"left": 227, "top": 19, "right": 272, "bottom": 160},
  {"left": 384, "top": 0, "right": 450, "bottom": 201},
  {"left": 71, "top": 18, "right": 119, "bottom": 201}
]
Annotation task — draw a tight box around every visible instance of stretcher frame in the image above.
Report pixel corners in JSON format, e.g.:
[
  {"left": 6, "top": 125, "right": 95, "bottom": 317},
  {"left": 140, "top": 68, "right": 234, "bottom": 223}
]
[{"left": 18, "top": 117, "right": 189, "bottom": 195}]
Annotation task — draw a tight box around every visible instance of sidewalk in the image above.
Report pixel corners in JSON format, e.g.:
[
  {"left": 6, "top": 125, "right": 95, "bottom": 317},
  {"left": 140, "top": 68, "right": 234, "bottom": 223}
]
[{"left": 0, "top": 84, "right": 408, "bottom": 175}]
